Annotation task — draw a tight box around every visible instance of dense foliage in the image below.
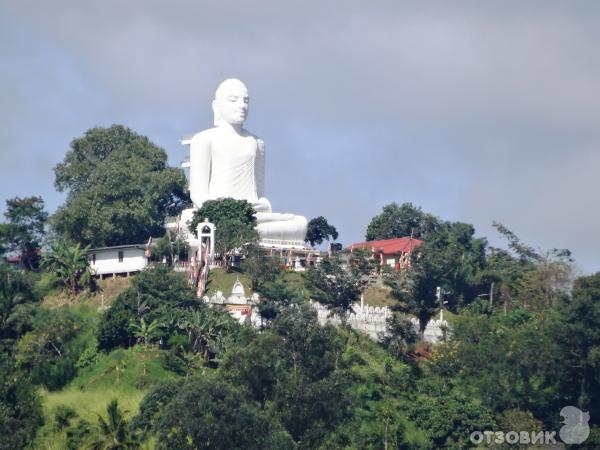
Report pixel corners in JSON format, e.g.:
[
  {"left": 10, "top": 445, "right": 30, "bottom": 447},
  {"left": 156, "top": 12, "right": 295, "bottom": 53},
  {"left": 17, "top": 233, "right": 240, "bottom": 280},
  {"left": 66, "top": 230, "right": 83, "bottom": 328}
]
[
  {"left": 305, "top": 216, "right": 339, "bottom": 247},
  {"left": 365, "top": 202, "right": 439, "bottom": 241},
  {"left": 52, "top": 125, "right": 189, "bottom": 247},
  {"left": 0, "top": 196, "right": 47, "bottom": 269},
  {"left": 2, "top": 128, "right": 599, "bottom": 449},
  {"left": 190, "top": 197, "right": 258, "bottom": 269}
]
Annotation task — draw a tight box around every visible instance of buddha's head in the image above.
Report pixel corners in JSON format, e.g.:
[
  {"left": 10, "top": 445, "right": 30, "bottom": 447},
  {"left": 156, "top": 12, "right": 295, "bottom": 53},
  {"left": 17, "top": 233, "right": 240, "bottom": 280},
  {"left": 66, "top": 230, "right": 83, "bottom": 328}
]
[{"left": 213, "top": 78, "right": 249, "bottom": 127}]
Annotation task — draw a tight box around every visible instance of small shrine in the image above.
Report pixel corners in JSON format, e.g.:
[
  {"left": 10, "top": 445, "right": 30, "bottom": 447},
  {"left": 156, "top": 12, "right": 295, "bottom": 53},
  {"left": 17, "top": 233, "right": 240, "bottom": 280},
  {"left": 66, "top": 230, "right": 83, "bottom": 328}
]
[{"left": 202, "top": 278, "right": 262, "bottom": 327}]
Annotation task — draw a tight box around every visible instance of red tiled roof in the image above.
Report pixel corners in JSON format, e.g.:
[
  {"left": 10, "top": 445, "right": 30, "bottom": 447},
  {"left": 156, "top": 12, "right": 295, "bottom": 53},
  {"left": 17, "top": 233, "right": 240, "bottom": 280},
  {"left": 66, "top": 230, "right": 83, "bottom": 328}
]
[{"left": 347, "top": 237, "right": 423, "bottom": 255}]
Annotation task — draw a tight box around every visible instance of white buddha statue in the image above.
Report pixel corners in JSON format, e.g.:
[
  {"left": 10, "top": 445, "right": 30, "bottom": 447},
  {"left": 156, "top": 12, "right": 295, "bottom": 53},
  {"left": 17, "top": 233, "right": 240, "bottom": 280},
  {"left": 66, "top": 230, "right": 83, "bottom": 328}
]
[{"left": 183, "top": 78, "right": 307, "bottom": 248}]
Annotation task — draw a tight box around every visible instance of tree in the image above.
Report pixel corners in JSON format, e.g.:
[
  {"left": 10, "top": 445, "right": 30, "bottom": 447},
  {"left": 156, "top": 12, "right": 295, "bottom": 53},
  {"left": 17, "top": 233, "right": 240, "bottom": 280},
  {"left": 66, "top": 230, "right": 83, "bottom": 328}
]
[
  {"left": 305, "top": 255, "right": 370, "bottom": 321},
  {"left": 488, "top": 222, "right": 574, "bottom": 311},
  {"left": 155, "top": 376, "right": 293, "bottom": 450},
  {"left": 385, "top": 268, "right": 437, "bottom": 338},
  {"left": 0, "top": 354, "right": 43, "bottom": 450},
  {"left": 14, "top": 307, "right": 83, "bottom": 390},
  {"left": 150, "top": 230, "right": 188, "bottom": 266},
  {"left": 87, "top": 399, "right": 140, "bottom": 450},
  {"left": 242, "top": 243, "right": 281, "bottom": 291},
  {"left": 0, "top": 263, "right": 37, "bottom": 340},
  {"left": 552, "top": 273, "right": 600, "bottom": 420},
  {"left": 0, "top": 196, "right": 47, "bottom": 269},
  {"left": 177, "top": 307, "right": 236, "bottom": 361},
  {"left": 379, "top": 315, "right": 418, "bottom": 360},
  {"left": 52, "top": 125, "right": 189, "bottom": 247},
  {"left": 189, "top": 198, "right": 258, "bottom": 270},
  {"left": 256, "top": 280, "right": 306, "bottom": 323},
  {"left": 365, "top": 202, "right": 439, "bottom": 241},
  {"left": 305, "top": 216, "right": 338, "bottom": 247},
  {"left": 97, "top": 267, "right": 200, "bottom": 351},
  {"left": 131, "top": 317, "right": 162, "bottom": 351},
  {"left": 42, "top": 240, "right": 92, "bottom": 296}
]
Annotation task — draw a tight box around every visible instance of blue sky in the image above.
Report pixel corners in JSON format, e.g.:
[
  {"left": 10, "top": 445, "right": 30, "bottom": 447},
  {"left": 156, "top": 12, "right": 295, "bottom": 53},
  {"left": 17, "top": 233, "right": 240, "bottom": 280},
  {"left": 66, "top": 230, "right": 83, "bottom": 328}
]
[{"left": 1, "top": 1, "right": 599, "bottom": 272}]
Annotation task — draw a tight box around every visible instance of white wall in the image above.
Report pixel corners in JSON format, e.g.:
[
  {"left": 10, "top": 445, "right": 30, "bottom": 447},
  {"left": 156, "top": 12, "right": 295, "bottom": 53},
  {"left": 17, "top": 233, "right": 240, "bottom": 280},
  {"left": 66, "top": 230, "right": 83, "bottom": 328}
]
[{"left": 88, "top": 247, "right": 148, "bottom": 275}]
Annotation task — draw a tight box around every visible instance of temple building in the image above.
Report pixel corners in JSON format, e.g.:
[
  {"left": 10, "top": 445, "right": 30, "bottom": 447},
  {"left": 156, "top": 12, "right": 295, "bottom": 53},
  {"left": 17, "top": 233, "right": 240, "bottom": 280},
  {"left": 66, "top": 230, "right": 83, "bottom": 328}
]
[
  {"left": 202, "top": 278, "right": 262, "bottom": 327},
  {"left": 347, "top": 237, "right": 423, "bottom": 271}
]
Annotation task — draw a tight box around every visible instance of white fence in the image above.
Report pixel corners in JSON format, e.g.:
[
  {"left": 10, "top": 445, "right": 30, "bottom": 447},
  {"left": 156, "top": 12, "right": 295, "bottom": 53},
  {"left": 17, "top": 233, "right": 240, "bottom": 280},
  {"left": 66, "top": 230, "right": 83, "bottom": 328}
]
[{"left": 310, "top": 300, "right": 450, "bottom": 343}]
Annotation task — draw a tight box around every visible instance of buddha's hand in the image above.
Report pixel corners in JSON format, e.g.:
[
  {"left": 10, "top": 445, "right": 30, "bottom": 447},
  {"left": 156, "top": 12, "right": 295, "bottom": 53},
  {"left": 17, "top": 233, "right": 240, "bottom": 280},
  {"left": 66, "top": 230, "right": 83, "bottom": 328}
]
[{"left": 253, "top": 197, "right": 272, "bottom": 213}]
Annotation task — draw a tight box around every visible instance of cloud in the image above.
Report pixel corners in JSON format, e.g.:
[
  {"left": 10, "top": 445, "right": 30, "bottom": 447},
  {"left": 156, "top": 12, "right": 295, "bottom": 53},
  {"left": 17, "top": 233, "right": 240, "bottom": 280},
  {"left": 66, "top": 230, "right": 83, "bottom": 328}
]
[{"left": 1, "top": 1, "right": 599, "bottom": 271}]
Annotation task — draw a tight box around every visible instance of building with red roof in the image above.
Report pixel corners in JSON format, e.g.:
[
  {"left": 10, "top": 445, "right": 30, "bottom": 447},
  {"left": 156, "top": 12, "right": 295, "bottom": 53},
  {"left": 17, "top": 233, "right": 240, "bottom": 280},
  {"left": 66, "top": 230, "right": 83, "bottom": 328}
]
[{"left": 347, "top": 237, "right": 423, "bottom": 271}]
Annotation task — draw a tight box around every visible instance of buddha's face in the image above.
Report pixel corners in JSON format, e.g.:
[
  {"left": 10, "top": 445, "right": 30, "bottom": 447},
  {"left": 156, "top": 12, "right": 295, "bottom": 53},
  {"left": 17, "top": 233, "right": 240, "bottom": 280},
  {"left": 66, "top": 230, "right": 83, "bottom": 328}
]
[{"left": 214, "top": 81, "right": 249, "bottom": 126}]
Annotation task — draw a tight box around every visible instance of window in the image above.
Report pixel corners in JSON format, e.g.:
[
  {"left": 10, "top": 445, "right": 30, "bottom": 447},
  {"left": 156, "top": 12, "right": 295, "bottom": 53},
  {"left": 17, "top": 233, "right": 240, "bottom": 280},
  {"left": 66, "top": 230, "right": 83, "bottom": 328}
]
[
  {"left": 118, "top": 251, "right": 124, "bottom": 263},
  {"left": 92, "top": 254, "right": 96, "bottom": 265}
]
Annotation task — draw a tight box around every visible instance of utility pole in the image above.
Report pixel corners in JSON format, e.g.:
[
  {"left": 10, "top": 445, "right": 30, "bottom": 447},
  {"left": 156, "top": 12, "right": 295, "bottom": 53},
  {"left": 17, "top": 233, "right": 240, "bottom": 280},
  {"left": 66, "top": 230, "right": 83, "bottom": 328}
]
[
  {"left": 489, "top": 282, "right": 494, "bottom": 308},
  {"left": 437, "top": 286, "right": 443, "bottom": 321}
]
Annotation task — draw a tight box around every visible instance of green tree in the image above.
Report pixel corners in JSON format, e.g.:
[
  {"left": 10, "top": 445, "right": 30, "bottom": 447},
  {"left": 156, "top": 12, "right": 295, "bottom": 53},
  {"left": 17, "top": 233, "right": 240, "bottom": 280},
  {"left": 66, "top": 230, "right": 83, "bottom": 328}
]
[
  {"left": 0, "top": 354, "right": 43, "bottom": 450},
  {"left": 380, "top": 315, "right": 418, "bottom": 360},
  {"left": 131, "top": 317, "right": 162, "bottom": 351},
  {"left": 365, "top": 202, "right": 439, "bottom": 241},
  {"left": 150, "top": 230, "right": 188, "bottom": 266},
  {"left": 242, "top": 243, "right": 281, "bottom": 291},
  {"left": 177, "top": 307, "right": 236, "bottom": 361},
  {"left": 431, "top": 309, "right": 561, "bottom": 424},
  {"left": 409, "top": 386, "right": 496, "bottom": 448},
  {"left": 0, "top": 196, "right": 47, "bottom": 269},
  {"left": 270, "top": 306, "right": 351, "bottom": 447},
  {"left": 305, "top": 216, "right": 338, "bottom": 247},
  {"left": 42, "top": 240, "right": 92, "bottom": 296},
  {"left": 97, "top": 267, "right": 200, "bottom": 351},
  {"left": 305, "top": 255, "right": 370, "bottom": 321},
  {"left": 86, "top": 399, "right": 140, "bottom": 450},
  {"left": 52, "top": 125, "right": 189, "bottom": 247},
  {"left": 155, "top": 376, "right": 293, "bottom": 450},
  {"left": 0, "top": 263, "right": 37, "bottom": 340},
  {"left": 552, "top": 273, "right": 600, "bottom": 420},
  {"left": 385, "top": 268, "right": 438, "bottom": 338},
  {"left": 190, "top": 198, "right": 258, "bottom": 270},
  {"left": 487, "top": 223, "right": 574, "bottom": 312},
  {"left": 14, "top": 308, "right": 84, "bottom": 390},
  {"left": 256, "top": 279, "right": 306, "bottom": 323},
  {"left": 385, "top": 220, "right": 487, "bottom": 334}
]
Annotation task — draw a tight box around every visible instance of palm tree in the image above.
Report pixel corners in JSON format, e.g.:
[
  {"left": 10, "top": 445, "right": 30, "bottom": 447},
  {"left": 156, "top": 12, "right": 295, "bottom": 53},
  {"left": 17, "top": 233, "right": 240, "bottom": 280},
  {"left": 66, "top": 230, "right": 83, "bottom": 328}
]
[
  {"left": 86, "top": 399, "right": 139, "bottom": 450},
  {"left": 42, "top": 240, "right": 91, "bottom": 296},
  {"left": 178, "top": 308, "right": 232, "bottom": 361}
]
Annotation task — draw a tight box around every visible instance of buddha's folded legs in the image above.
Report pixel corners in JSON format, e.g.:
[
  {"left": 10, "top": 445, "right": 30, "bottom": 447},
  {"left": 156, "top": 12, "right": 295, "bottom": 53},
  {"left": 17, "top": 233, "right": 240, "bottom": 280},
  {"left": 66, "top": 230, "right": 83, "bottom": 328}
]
[{"left": 256, "top": 213, "right": 308, "bottom": 243}]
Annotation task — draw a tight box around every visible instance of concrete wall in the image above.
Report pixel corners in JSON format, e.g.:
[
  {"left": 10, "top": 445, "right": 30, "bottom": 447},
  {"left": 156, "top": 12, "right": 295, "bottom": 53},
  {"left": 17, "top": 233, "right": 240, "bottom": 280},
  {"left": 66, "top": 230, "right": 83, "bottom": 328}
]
[
  {"left": 88, "top": 247, "right": 147, "bottom": 276},
  {"left": 311, "top": 300, "right": 451, "bottom": 343}
]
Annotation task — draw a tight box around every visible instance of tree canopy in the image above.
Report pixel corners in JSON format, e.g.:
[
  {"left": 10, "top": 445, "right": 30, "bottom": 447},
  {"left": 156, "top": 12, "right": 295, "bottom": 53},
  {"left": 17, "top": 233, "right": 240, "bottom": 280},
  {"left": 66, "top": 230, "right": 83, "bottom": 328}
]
[
  {"left": 0, "top": 196, "right": 47, "bottom": 269},
  {"left": 190, "top": 198, "right": 258, "bottom": 269},
  {"left": 52, "top": 125, "right": 189, "bottom": 247},
  {"left": 365, "top": 202, "right": 439, "bottom": 241},
  {"left": 305, "top": 216, "right": 338, "bottom": 247}
]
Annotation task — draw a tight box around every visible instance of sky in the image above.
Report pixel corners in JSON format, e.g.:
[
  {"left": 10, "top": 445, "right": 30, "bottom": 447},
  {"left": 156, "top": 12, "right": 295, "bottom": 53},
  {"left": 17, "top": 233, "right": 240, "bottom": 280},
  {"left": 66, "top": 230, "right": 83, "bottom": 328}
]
[{"left": 1, "top": 1, "right": 599, "bottom": 272}]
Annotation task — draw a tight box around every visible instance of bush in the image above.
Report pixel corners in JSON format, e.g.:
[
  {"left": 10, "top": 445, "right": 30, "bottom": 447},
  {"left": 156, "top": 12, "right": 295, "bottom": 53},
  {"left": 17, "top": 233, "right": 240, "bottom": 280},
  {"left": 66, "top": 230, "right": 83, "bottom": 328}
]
[
  {"left": 0, "top": 355, "right": 44, "bottom": 450},
  {"left": 97, "top": 267, "right": 199, "bottom": 352},
  {"left": 54, "top": 405, "right": 77, "bottom": 431},
  {"left": 160, "top": 350, "right": 187, "bottom": 376},
  {"left": 65, "top": 419, "right": 92, "bottom": 450},
  {"left": 131, "top": 380, "right": 183, "bottom": 438},
  {"left": 154, "top": 376, "right": 292, "bottom": 450},
  {"left": 76, "top": 341, "right": 100, "bottom": 369},
  {"left": 15, "top": 308, "right": 86, "bottom": 390}
]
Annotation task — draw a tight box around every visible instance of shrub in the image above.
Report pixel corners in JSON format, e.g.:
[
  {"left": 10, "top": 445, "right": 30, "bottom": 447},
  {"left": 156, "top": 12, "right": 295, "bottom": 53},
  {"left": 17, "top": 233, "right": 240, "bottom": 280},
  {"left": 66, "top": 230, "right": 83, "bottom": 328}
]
[{"left": 54, "top": 405, "right": 77, "bottom": 431}]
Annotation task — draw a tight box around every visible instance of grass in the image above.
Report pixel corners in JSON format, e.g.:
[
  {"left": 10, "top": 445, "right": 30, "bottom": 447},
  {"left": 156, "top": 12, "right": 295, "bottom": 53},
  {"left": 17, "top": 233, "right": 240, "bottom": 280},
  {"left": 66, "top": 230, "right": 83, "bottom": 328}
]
[
  {"left": 362, "top": 285, "right": 397, "bottom": 308},
  {"left": 205, "top": 268, "right": 252, "bottom": 296},
  {"left": 37, "top": 346, "right": 178, "bottom": 450},
  {"left": 41, "top": 277, "right": 131, "bottom": 309}
]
